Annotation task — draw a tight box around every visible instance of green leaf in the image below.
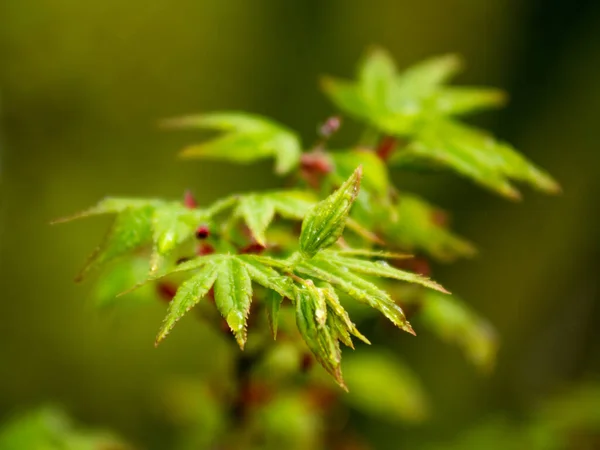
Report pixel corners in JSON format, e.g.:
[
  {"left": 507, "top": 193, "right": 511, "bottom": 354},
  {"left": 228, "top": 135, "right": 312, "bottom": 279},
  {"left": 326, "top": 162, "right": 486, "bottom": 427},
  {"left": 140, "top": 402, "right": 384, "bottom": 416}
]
[
  {"left": 324, "top": 249, "right": 412, "bottom": 260},
  {"left": 238, "top": 255, "right": 294, "bottom": 298},
  {"left": 321, "top": 283, "right": 370, "bottom": 346},
  {"left": 322, "top": 49, "right": 559, "bottom": 198},
  {"left": 0, "top": 407, "right": 132, "bottom": 450},
  {"left": 77, "top": 206, "right": 154, "bottom": 281},
  {"left": 431, "top": 87, "right": 506, "bottom": 116},
  {"left": 294, "top": 282, "right": 346, "bottom": 389},
  {"left": 343, "top": 351, "right": 429, "bottom": 423},
  {"left": 358, "top": 48, "right": 397, "bottom": 112},
  {"left": 156, "top": 260, "right": 220, "bottom": 344},
  {"left": 331, "top": 150, "right": 389, "bottom": 196},
  {"left": 166, "top": 112, "right": 302, "bottom": 175},
  {"left": 93, "top": 257, "right": 154, "bottom": 308},
  {"left": 420, "top": 291, "right": 498, "bottom": 371},
  {"left": 320, "top": 253, "right": 449, "bottom": 294},
  {"left": 237, "top": 195, "right": 276, "bottom": 246},
  {"left": 265, "top": 290, "right": 283, "bottom": 339},
  {"left": 392, "top": 120, "right": 560, "bottom": 199},
  {"left": 320, "top": 77, "right": 370, "bottom": 120},
  {"left": 394, "top": 53, "right": 462, "bottom": 99},
  {"left": 300, "top": 166, "right": 362, "bottom": 258},
  {"left": 297, "top": 259, "right": 414, "bottom": 335},
  {"left": 387, "top": 193, "right": 476, "bottom": 261},
  {"left": 265, "top": 191, "right": 316, "bottom": 219},
  {"left": 52, "top": 197, "right": 161, "bottom": 223},
  {"left": 214, "top": 256, "right": 253, "bottom": 349},
  {"left": 150, "top": 204, "right": 206, "bottom": 272}
]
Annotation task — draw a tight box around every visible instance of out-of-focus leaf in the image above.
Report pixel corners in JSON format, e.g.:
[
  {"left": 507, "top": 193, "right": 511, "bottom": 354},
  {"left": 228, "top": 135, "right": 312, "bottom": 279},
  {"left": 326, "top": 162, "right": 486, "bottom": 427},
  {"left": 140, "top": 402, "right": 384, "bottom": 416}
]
[
  {"left": 358, "top": 48, "right": 397, "bottom": 113},
  {"left": 331, "top": 150, "right": 389, "bottom": 196},
  {"left": 51, "top": 197, "right": 162, "bottom": 223},
  {"left": 420, "top": 291, "right": 498, "bottom": 371},
  {"left": 0, "top": 407, "right": 131, "bottom": 450},
  {"left": 322, "top": 48, "right": 559, "bottom": 198},
  {"left": 164, "top": 380, "right": 227, "bottom": 450},
  {"left": 254, "top": 392, "right": 321, "bottom": 450},
  {"left": 387, "top": 193, "right": 476, "bottom": 261},
  {"left": 343, "top": 351, "right": 429, "bottom": 423},
  {"left": 93, "top": 257, "right": 154, "bottom": 307},
  {"left": 156, "top": 259, "right": 221, "bottom": 344},
  {"left": 391, "top": 120, "right": 560, "bottom": 199},
  {"left": 431, "top": 87, "right": 506, "bottom": 116},
  {"left": 77, "top": 206, "right": 154, "bottom": 281},
  {"left": 214, "top": 256, "right": 253, "bottom": 349},
  {"left": 237, "top": 195, "right": 276, "bottom": 246},
  {"left": 294, "top": 282, "right": 345, "bottom": 389},
  {"left": 394, "top": 53, "right": 462, "bottom": 99},
  {"left": 165, "top": 112, "right": 302, "bottom": 175},
  {"left": 300, "top": 166, "right": 362, "bottom": 258}
]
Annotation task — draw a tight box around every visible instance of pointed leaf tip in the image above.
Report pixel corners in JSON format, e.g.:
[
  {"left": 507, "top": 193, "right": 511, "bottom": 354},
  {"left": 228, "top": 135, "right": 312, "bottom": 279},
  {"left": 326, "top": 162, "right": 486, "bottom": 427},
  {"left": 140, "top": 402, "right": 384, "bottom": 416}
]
[{"left": 300, "top": 165, "right": 362, "bottom": 258}]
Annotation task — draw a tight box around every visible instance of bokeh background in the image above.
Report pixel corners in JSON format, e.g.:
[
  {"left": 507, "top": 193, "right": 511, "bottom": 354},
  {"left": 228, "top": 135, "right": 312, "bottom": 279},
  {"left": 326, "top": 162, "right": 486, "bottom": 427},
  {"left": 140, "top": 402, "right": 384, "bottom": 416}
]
[{"left": 1, "top": 0, "right": 599, "bottom": 448}]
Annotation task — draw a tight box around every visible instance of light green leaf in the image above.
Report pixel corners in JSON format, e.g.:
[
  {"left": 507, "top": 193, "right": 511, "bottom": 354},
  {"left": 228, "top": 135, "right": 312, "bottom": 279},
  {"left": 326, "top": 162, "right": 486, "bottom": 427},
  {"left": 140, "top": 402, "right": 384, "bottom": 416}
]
[
  {"left": 322, "top": 253, "right": 448, "bottom": 294},
  {"left": 388, "top": 193, "right": 476, "bottom": 261},
  {"left": 297, "top": 259, "right": 414, "bottom": 335},
  {"left": 93, "top": 257, "right": 154, "bottom": 308},
  {"left": 394, "top": 53, "right": 462, "bottom": 99},
  {"left": 237, "top": 195, "right": 276, "bottom": 246},
  {"left": 167, "top": 112, "right": 302, "bottom": 175},
  {"left": 321, "top": 283, "right": 370, "bottom": 346},
  {"left": 320, "top": 77, "right": 369, "bottom": 120},
  {"left": 214, "top": 256, "right": 253, "bottom": 349},
  {"left": 77, "top": 206, "right": 154, "bottom": 281},
  {"left": 343, "top": 351, "right": 429, "bottom": 423},
  {"left": 331, "top": 150, "right": 389, "bottom": 196},
  {"left": 322, "top": 49, "right": 559, "bottom": 199},
  {"left": 392, "top": 120, "right": 560, "bottom": 199},
  {"left": 294, "top": 283, "right": 345, "bottom": 389},
  {"left": 300, "top": 166, "right": 362, "bottom": 258},
  {"left": 324, "top": 249, "right": 412, "bottom": 260},
  {"left": 150, "top": 204, "right": 205, "bottom": 272},
  {"left": 0, "top": 407, "right": 132, "bottom": 450},
  {"left": 156, "top": 260, "right": 220, "bottom": 344},
  {"left": 431, "top": 87, "right": 506, "bottom": 116},
  {"left": 359, "top": 48, "right": 397, "bottom": 112},
  {"left": 239, "top": 255, "right": 294, "bottom": 299},
  {"left": 266, "top": 191, "right": 316, "bottom": 219},
  {"left": 265, "top": 290, "right": 283, "bottom": 339},
  {"left": 52, "top": 197, "right": 161, "bottom": 223},
  {"left": 420, "top": 291, "right": 498, "bottom": 371}
]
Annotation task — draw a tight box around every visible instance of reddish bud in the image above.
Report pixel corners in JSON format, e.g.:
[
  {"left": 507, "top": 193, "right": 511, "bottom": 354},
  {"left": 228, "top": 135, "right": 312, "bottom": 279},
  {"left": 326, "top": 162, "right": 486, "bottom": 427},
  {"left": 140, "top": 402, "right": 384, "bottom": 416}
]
[
  {"left": 240, "top": 242, "right": 266, "bottom": 254},
  {"left": 319, "top": 115, "right": 342, "bottom": 138},
  {"left": 156, "top": 282, "right": 177, "bottom": 302},
  {"left": 300, "top": 353, "right": 314, "bottom": 373},
  {"left": 300, "top": 152, "right": 333, "bottom": 174},
  {"left": 197, "top": 243, "right": 215, "bottom": 256},
  {"left": 432, "top": 210, "right": 449, "bottom": 227},
  {"left": 183, "top": 190, "right": 198, "bottom": 209},
  {"left": 195, "top": 224, "right": 210, "bottom": 239},
  {"left": 376, "top": 136, "right": 397, "bottom": 161}
]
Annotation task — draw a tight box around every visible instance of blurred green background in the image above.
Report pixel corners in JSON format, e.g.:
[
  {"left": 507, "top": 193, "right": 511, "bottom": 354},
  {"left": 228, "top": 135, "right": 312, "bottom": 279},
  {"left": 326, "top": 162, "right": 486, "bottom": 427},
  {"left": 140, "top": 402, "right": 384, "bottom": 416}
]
[{"left": 1, "top": 0, "right": 599, "bottom": 448}]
